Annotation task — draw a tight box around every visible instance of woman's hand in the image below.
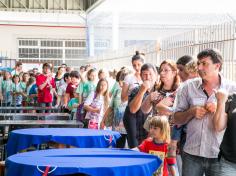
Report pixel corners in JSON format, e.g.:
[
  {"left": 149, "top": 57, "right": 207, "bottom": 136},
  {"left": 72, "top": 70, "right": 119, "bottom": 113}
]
[
  {"left": 159, "top": 97, "right": 173, "bottom": 107},
  {"left": 92, "top": 108, "right": 100, "bottom": 113},
  {"left": 149, "top": 91, "right": 161, "bottom": 102},
  {"left": 155, "top": 97, "right": 174, "bottom": 116}
]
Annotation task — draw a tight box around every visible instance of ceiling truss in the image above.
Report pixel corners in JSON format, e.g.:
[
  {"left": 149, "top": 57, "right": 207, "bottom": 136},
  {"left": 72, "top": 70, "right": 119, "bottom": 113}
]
[{"left": 0, "top": 0, "right": 99, "bottom": 13}]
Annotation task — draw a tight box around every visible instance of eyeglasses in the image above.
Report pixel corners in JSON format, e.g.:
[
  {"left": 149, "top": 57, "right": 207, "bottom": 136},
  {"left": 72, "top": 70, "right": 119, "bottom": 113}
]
[{"left": 159, "top": 69, "right": 173, "bottom": 73}]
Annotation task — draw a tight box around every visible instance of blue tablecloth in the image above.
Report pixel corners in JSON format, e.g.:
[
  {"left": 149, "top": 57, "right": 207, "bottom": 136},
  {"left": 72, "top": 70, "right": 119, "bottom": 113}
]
[
  {"left": 6, "top": 148, "right": 162, "bottom": 176},
  {"left": 6, "top": 128, "right": 121, "bottom": 156}
]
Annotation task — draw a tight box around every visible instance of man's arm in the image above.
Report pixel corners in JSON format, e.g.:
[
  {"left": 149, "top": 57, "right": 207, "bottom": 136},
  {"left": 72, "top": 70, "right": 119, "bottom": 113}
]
[
  {"left": 129, "top": 81, "right": 150, "bottom": 114},
  {"left": 37, "top": 76, "right": 51, "bottom": 90},
  {"left": 174, "top": 109, "right": 195, "bottom": 125},
  {"left": 172, "top": 85, "right": 191, "bottom": 125},
  {"left": 141, "top": 95, "right": 153, "bottom": 114},
  {"left": 38, "top": 80, "right": 48, "bottom": 90},
  {"left": 174, "top": 106, "right": 207, "bottom": 125},
  {"left": 129, "top": 86, "right": 146, "bottom": 114},
  {"left": 213, "top": 89, "right": 228, "bottom": 132},
  {"left": 213, "top": 103, "right": 227, "bottom": 132},
  {"left": 141, "top": 91, "right": 161, "bottom": 114}
]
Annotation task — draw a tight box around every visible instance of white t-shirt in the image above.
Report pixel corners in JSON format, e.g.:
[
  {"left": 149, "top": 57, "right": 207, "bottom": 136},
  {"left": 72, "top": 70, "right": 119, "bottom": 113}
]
[
  {"left": 124, "top": 74, "right": 142, "bottom": 96},
  {"left": 84, "top": 91, "right": 105, "bottom": 124}
]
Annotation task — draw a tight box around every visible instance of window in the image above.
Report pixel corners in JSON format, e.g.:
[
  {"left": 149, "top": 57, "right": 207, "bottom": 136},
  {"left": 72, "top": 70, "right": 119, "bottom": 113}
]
[
  {"left": 19, "top": 40, "right": 38, "bottom": 46},
  {"left": 65, "top": 40, "right": 86, "bottom": 47},
  {"left": 41, "top": 40, "right": 63, "bottom": 47},
  {"left": 19, "top": 48, "right": 39, "bottom": 58},
  {"left": 40, "top": 49, "right": 63, "bottom": 58},
  {"left": 18, "top": 38, "right": 87, "bottom": 59},
  {"left": 65, "top": 49, "right": 87, "bottom": 58}
]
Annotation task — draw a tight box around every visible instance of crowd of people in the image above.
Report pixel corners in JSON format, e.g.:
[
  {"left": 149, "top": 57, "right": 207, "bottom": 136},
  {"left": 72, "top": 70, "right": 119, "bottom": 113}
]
[{"left": 0, "top": 48, "right": 235, "bottom": 176}]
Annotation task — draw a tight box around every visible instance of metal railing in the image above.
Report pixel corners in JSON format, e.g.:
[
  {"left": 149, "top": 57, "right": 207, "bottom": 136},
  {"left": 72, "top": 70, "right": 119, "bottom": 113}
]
[
  {"left": 87, "top": 22, "right": 236, "bottom": 82},
  {"left": 160, "top": 22, "right": 236, "bottom": 81}
]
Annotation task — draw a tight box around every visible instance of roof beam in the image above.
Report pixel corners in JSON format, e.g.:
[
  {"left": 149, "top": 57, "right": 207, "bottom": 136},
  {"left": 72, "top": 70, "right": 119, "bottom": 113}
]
[
  {"left": 53, "top": 0, "right": 65, "bottom": 10},
  {"left": 73, "top": 0, "right": 83, "bottom": 11},
  {"left": 86, "top": 0, "right": 105, "bottom": 14},
  {"left": 0, "top": 0, "right": 8, "bottom": 8},
  {"left": 0, "top": 0, "right": 103, "bottom": 13},
  {"left": 15, "top": 0, "right": 27, "bottom": 9},
  {"left": 34, "top": 0, "right": 46, "bottom": 9}
]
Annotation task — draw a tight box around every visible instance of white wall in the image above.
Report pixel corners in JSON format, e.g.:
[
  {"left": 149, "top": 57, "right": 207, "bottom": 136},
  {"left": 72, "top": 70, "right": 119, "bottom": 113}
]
[
  {"left": 0, "top": 25, "right": 86, "bottom": 59},
  {"left": 0, "top": 11, "right": 86, "bottom": 59}
]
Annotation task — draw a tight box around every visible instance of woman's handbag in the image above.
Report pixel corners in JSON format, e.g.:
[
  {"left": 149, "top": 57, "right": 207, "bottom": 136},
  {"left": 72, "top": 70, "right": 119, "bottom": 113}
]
[
  {"left": 76, "top": 103, "right": 86, "bottom": 121},
  {"left": 76, "top": 93, "right": 97, "bottom": 121},
  {"left": 88, "top": 119, "right": 98, "bottom": 129}
]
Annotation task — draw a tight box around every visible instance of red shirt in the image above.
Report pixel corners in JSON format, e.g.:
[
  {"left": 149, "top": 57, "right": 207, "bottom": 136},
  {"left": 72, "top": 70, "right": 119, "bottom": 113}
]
[
  {"left": 36, "top": 74, "right": 56, "bottom": 103},
  {"left": 138, "top": 138, "right": 176, "bottom": 176},
  {"left": 66, "top": 82, "right": 79, "bottom": 99}
]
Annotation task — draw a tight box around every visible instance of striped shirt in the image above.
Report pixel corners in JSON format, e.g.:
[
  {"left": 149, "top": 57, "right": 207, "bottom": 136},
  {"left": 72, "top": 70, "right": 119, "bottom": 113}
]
[{"left": 174, "top": 75, "right": 236, "bottom": 158}]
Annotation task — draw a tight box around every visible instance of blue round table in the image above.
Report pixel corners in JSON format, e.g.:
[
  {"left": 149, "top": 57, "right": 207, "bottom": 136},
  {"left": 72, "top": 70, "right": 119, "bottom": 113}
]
[
  {"left": 6, "top": 128, "right": 121, "bottom": 156},
  {"left": 6, "top": 148, "right": 162, "bottom": 176}
]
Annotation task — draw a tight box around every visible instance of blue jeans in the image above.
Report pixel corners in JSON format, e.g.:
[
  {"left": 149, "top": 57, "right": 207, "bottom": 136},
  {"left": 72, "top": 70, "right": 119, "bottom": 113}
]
[
  {"left": 39, "top": 102, "right": 52, "bottom": 113},
  {"left": 171, "top": 125, "right": 186, "bottom": 141},
  {"left": 182, "top": 152, "right": 220, "bottom": 176},
  {"left": 214, "top": 156, "right": 236, "bottom": 176}
]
